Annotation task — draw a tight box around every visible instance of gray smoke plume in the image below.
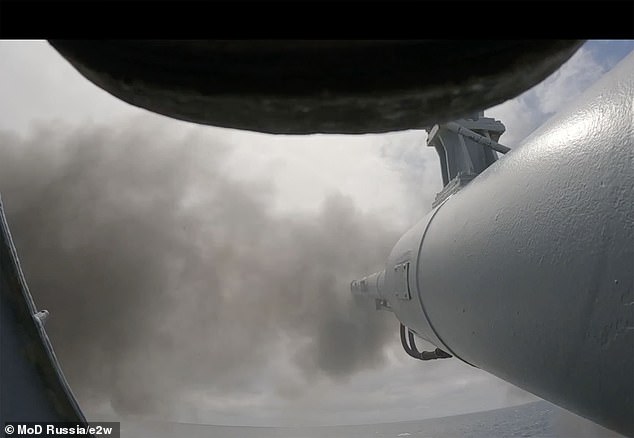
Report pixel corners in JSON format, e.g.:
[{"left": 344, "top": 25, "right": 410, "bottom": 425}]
[{"left": 0, "top": 118, "right": 399, "bottom": 419}]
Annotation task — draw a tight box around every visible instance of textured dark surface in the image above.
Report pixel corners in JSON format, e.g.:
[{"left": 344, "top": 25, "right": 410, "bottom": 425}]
[
  {"left": 49, "top": 40, "right": 583, "bottom": 134},
  {"left": 0, "top": 199, "right": 86, "bottom": 422}
]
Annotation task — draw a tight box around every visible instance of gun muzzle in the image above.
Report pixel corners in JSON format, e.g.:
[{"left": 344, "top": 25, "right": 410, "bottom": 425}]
[
  {"left": 351, "top": 270, "right": 391, "bottom": 311},
  {"left": 350, "top": 270, "right": 385, "bottom": 300}
]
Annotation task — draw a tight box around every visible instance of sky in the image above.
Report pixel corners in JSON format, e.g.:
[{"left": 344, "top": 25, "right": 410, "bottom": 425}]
[{"left": 0, "top": 40, "right": 632, "bottom": 428}]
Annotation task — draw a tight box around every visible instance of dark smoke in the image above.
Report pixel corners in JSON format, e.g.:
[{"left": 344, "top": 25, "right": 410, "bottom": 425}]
[{"left": 0, "top": 118, "right": 399, "bottom": 418}]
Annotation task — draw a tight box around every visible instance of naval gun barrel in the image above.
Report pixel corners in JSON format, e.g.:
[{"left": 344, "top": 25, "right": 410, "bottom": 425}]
[
  {"left": 351, "top": 270, "right": 385, "bottom": 301},
  {"left": 352, "top": 54, "right": 634, "bottom": 437}
]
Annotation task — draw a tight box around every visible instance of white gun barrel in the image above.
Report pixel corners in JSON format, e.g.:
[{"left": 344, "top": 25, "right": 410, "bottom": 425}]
[
  {"left": 351, "top": 270, "right": 385, "bottom": 301},
  {"left": 353, "top": 54, "right": 634, "bottom": 437}
]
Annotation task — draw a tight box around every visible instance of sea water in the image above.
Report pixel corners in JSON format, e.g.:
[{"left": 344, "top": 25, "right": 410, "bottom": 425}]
[{"left": 120, "top": 401, "right": 624, "bottom": 437}]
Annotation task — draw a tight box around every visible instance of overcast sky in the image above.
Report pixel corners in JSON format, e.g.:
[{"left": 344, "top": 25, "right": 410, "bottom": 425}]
[{"left": 1, "top": 40, "right": 632, "bottom": 427}]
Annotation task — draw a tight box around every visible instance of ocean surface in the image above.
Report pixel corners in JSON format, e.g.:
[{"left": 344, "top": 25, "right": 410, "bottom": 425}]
[{"left": 120, "top": 401, "right": 624, "bottom": 437}]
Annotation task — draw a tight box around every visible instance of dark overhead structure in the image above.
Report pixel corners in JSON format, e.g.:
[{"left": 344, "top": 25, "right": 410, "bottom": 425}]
[{"left": 49, "top": 40, "right": 583, "bottom": 134}]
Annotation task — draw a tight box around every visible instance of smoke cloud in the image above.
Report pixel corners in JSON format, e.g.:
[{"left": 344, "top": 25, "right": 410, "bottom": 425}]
[{"left": 0, "top": 118, "right": 400, "bottom": 419}]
